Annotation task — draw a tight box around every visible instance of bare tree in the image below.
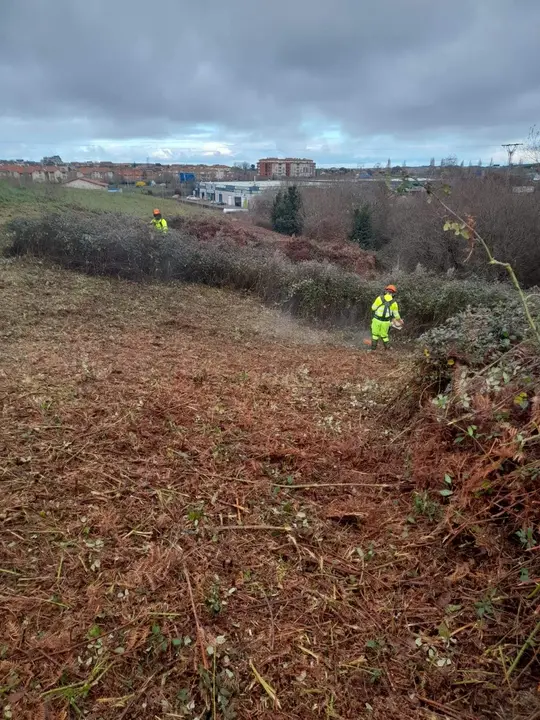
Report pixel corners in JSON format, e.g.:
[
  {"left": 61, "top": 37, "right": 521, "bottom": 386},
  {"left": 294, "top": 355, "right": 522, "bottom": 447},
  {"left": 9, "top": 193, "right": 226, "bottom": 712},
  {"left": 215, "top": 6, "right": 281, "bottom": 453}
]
[
  {"left": 525, "top": 125, "right": 540, "bottom": 164},
  {"left": 441, "top": 155, "right": 458, "bottom": 167},
  {"left": 254, "top": 173, "right": 540, "bottom": 286},
  {"left": 232, "top": 162, "right": 252, "bottom": 180},
  {"left": 253, "top": 180, "right": 392, "bottom": 247},
  {"left": 383, "top": 175, "right": 540, "bottom": 285}
]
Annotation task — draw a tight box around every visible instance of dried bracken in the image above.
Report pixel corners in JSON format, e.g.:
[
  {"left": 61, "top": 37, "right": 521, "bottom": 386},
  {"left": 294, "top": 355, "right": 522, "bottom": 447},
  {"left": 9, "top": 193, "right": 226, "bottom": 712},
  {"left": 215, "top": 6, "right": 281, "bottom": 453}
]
[{"left": 0, "top": 258, "right": 538, "bottom": 720}]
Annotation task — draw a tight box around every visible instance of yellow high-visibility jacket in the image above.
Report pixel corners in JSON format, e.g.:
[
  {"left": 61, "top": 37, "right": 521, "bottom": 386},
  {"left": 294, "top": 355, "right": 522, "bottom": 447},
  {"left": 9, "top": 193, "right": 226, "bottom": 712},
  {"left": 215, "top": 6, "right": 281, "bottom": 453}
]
[
  {"left": 372, "top": 293, "right": 400, "bottom": 321},
  {"left": 152, "top": 217, "right": 168, "bottom": 233}
]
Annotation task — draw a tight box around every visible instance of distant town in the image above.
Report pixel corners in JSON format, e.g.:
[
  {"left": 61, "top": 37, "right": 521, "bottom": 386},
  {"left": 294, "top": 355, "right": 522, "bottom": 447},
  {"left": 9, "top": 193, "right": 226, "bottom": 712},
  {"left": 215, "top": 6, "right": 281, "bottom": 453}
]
[
  {"left": 0, "top": 157, "right": 318, "bottom": 186},
  {"left": 1, "top": 155, "right": 536, "bottom": 184},
  {"left": 1, "top": 154, "right": 538, "bottom": 212}
]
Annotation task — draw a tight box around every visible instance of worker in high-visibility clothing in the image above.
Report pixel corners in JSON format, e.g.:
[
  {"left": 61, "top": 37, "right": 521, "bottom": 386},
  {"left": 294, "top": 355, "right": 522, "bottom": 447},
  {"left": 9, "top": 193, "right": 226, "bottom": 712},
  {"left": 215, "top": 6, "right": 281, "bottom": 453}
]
[
  {"left": 151, "top": 208, "right": 168, "bottom": 233},
  {"left": 370, "top": 284, "right": 402, "bottom": 350}
]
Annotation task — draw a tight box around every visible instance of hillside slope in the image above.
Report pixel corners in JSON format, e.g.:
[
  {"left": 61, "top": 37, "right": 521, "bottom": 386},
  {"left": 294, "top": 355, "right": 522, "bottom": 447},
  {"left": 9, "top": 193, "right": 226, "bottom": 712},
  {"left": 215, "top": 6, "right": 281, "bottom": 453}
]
[
  {"left": 0, "top": 259, "right": 537, "bottom": 720},
  {"left": 0, "top": 181, "right": 190, "bottom": 225},
  {"left": 0, "top": 182, "right": 376, "bottom": 277}
]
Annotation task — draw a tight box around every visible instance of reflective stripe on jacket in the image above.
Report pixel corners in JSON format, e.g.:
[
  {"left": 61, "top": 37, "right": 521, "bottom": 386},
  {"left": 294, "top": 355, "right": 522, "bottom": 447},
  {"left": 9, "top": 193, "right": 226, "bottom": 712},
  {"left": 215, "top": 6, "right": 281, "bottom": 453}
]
[
  {"left": 371, "top": 293, "right": 400, "bottom": 321},
  {"left": 152, "top": 218, "right": 168, "bottom": 233}
]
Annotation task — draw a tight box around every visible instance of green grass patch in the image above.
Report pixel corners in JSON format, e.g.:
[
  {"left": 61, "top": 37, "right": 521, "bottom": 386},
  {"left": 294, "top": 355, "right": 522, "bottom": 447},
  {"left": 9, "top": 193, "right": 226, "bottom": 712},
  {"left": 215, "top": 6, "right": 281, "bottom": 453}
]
[{"left": 0, "top": 180, "right": 189, "bottom": 226}]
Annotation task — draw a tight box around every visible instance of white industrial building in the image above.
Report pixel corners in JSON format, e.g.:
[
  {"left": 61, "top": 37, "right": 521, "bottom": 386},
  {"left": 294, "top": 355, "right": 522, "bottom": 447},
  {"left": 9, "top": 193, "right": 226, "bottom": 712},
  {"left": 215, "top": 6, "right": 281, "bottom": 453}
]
[{"left": 195, "top": 180, "right": 282, "bottom": 209}]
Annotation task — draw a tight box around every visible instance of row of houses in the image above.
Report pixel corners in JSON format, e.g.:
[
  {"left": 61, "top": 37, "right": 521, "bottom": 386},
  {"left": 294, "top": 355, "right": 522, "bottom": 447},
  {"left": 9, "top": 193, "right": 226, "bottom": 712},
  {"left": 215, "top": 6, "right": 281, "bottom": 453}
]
[
  {"left": 0, "top": 165, "right": 69, "bottom": 182},
  {"left": 0, "top": 164, "right": 119, "bottom": 183},
  {"left": 0, "top": 158, "right": 316, "bottom": 185},
  {"left": 0, "top": 163, "right": 234, "bottom": 184}
]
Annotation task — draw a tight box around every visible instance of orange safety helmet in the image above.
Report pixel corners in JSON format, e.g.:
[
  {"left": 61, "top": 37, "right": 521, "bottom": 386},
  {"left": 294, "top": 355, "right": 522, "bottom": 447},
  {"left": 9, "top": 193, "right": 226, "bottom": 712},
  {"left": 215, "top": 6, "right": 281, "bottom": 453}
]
[
  {"left": 385, "top": 284, "right": 397, "bottom": 293},
  {"left": 153, "top": 208, "right": 161, "bottom": 216}
]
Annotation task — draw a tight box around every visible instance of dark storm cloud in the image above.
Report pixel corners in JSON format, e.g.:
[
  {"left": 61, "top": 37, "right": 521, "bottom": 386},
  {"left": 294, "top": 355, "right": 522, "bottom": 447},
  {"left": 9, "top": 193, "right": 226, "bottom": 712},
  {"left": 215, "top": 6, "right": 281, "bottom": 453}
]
[{"left": 1, "top": 0, "right": 539, "bottom": 156}]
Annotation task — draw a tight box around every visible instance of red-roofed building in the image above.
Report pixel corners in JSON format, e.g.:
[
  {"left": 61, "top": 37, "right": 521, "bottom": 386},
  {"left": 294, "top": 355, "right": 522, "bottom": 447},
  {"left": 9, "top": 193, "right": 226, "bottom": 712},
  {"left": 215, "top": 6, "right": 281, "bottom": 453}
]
[
  {"left": 0, "top": 164, "right": 33, "bottom": 178},
  {"left": 76, "top": 167, "right": 114, "bottom": 181},
  {"left": 0, "top": 164, "right": 69, "bottom": 182},
  {"left": 33, "top": 166, "right": 68, "bottom": 182}
]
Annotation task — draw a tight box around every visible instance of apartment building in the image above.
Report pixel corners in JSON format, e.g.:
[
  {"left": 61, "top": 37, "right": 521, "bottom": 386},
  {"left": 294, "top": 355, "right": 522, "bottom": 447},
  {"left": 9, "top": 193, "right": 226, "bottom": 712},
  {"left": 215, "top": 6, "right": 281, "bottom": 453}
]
[{"left": 258, "top": 158, "right": 316, "bottom": 178}]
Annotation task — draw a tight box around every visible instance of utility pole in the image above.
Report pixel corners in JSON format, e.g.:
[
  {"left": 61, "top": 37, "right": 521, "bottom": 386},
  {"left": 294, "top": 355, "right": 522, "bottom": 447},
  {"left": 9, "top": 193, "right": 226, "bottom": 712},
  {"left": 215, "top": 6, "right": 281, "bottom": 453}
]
[
  {"left": 502, "top": 142, "right": 522, "bottom": 166},
  {"left": 502, "top": 143, "right": 523, "bottom": 185}
]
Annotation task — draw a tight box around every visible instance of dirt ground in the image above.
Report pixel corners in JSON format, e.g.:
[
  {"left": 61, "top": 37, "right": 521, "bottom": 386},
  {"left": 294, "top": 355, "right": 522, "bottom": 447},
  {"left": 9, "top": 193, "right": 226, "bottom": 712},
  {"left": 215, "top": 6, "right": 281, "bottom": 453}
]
[{"left": 0, "top": 259, "right": 537, "bottom": 720}]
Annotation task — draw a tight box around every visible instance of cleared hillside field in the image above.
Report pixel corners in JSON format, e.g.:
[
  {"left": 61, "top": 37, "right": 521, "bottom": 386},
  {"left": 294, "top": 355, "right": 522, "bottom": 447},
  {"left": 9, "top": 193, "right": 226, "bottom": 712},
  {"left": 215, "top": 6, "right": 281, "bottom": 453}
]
[{"left": 1, "top": 257, "right": 537, "bottom": 720}]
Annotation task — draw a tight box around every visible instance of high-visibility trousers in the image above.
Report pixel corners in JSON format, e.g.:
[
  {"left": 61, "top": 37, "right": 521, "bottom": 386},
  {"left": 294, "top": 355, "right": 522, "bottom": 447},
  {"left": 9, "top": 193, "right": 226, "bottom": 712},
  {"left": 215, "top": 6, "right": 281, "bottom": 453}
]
[{"left": 371, "top": 318, "right": 391, "bottom": 343}]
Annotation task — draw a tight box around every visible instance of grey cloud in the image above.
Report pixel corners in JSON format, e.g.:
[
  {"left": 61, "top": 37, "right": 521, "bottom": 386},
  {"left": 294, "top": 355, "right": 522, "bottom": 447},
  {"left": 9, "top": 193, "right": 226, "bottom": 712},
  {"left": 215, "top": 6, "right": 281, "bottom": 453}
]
[{"left": 1, "top": 0, "right": 539, "bottom": 161}]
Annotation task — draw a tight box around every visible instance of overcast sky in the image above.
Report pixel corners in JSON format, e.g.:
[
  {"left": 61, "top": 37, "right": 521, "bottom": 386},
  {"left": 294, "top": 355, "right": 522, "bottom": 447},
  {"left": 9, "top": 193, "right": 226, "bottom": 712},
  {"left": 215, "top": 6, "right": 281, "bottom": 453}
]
[{"left": 1, "top": 0, "right": 539, "bottom": 166}]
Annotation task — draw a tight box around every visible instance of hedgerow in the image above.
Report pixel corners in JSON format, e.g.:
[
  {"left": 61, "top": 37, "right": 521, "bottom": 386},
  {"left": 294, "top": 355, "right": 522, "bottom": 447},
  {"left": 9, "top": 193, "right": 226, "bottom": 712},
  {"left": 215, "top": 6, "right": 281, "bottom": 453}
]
[{"left": 4, "top": 210, "right": 517, "bottom": 331}]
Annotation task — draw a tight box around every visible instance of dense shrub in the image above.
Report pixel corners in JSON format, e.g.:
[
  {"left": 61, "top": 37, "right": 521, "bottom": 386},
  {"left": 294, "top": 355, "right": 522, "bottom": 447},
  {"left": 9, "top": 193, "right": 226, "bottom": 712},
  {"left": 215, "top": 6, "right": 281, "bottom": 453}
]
[
  {"left": 4, "top": 211, "right": 517, "bottom": 332},
  {"left": 348, "top": 205, "right": 387, "bottom": 251},
  {"left": 419, "top": 297, "right": 540, "bottom": 384},
  {"left": 6, "top": 213, "right": 160, "bottom": 279}
]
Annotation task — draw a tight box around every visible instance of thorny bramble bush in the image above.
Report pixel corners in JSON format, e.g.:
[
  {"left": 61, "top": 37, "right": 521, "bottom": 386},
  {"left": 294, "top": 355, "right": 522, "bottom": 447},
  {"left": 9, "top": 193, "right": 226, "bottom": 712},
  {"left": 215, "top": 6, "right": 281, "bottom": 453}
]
[{"left": 420, "top": 298, "right": 540, "bottom": 371}]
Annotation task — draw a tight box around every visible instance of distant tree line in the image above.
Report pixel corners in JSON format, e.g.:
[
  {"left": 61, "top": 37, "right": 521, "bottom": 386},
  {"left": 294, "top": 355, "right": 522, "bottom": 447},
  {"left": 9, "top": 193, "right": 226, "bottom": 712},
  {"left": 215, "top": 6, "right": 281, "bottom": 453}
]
[{"left": 257, "top": 172, "right": 540, "bottom": 286}]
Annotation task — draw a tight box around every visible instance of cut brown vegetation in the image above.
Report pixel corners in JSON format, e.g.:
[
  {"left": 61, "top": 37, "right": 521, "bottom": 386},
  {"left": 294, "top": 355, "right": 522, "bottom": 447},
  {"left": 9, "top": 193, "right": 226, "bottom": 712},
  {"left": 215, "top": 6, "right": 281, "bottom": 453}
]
[
  {"left": 0, "top": 259, "right": 538, "bottom": 719},
  {"left": 169, "top": 214, "right": 376, "bottom": 277}
]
